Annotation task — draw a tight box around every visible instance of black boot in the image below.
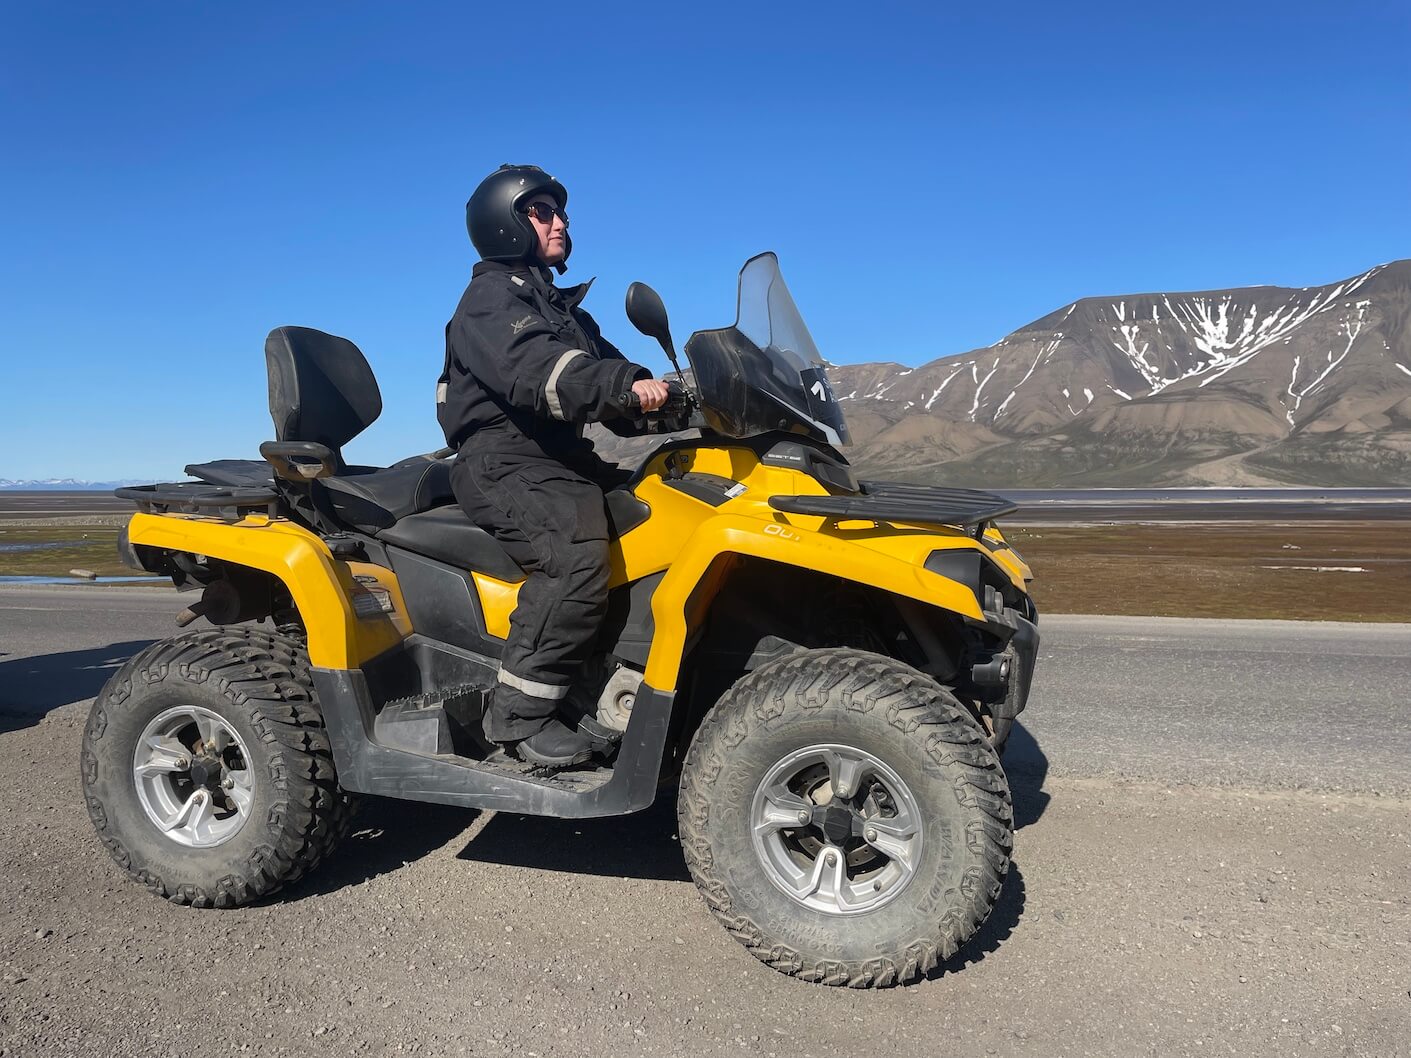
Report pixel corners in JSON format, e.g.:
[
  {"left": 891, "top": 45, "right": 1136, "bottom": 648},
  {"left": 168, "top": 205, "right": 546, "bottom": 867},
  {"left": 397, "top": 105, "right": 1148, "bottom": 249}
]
[{"left": 511, "top": 717, "right": 596, "bottom": 768}]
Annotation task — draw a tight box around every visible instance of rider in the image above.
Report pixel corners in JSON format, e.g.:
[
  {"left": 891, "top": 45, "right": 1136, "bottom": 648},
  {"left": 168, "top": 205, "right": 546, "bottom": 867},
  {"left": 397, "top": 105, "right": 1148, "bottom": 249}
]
[{"left": 437, "top": 164, "right": 674, "bottom": 768}]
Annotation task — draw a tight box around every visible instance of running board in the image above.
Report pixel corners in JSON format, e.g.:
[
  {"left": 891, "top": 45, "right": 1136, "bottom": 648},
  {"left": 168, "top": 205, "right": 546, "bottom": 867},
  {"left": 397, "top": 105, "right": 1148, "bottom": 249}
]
[{"left": 312, "top": 668, "right": 672, "bottom": 817}]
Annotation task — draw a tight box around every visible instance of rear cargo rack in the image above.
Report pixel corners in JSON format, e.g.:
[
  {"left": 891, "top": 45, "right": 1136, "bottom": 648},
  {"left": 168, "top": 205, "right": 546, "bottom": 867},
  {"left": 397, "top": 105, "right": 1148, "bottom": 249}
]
[
  {"left": 768, "top": 480, "right": 1018, "bottom": 532},
  {"left": 115, "top": 482, "right": 281, "bottom": 521}
]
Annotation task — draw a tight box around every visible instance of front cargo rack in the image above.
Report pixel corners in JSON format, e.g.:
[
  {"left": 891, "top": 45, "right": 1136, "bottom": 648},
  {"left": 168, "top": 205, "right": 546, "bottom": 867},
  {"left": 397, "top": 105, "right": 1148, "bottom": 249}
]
[
  {"left": 115, "top": 482, "right": 281, "bottom": 521},
  {"left": 768, "top": 480, "right": 1018, "bottom": 531}
]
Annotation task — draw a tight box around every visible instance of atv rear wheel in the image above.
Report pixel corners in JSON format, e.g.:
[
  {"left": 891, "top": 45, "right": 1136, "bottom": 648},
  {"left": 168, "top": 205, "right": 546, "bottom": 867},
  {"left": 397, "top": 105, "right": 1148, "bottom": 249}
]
[
  {"left": 80, "top": 627, "right": 354, "bottom": 908},
  {"left": 678, "top": 648, "right": 1012, "bottom": 987}
]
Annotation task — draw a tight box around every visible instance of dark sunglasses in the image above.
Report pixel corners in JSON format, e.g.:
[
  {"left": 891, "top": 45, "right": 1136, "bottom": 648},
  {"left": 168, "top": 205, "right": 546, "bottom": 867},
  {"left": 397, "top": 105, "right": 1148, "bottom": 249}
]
[{"left": 520, "top": 201, "right": 569, "bottom": 227}]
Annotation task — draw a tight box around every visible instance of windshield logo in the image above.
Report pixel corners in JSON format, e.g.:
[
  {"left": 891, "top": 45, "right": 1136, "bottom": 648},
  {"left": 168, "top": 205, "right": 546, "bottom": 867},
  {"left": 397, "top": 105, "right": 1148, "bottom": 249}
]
[
  {"left": 511, "top": 315, "right": 535, "bottom": 334},
  {"left": 810, "top": 380, "right": 830, "bottom": 402}
]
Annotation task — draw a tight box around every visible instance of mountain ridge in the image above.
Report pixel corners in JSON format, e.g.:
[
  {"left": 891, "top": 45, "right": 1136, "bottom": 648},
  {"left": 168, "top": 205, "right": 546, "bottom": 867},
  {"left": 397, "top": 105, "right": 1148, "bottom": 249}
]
[
  {"left": 18, "top": 260, "right": 1410, "bottom": 489},
  {"left": 0, "top": 479, "right": 154, "bottom": 491},
  {"left": 826, "top": 258, "right": 1411, "bottom": 487}
]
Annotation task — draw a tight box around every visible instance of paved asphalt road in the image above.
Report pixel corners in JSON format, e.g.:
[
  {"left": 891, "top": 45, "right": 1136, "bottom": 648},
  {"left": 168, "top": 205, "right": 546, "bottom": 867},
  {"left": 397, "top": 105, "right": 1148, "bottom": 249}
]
[{"left": 1, "top": 587, "right": 1408, "bottom": 1057}]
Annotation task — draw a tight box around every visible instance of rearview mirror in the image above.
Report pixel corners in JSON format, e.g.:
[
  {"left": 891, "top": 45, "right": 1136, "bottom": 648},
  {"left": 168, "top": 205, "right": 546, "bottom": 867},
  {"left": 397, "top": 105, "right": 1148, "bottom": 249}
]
[{"left": 626, "top": 282, "right": 674, "bottom": 355}]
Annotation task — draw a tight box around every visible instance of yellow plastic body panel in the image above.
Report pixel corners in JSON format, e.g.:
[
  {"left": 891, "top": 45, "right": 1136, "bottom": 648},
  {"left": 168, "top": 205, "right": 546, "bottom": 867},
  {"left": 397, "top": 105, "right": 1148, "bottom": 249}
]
[
  {"left": 130, "top": 441, "right": 1028, "bottom": 685},
  {"left": 125, "top": 512, "right": 411, "bottom": 669},
  {"left": 470, "top": 441, "right": 1030, "bottom": 692},
  {"left": 982, "top": 529, "right": 1034, "bottom": 585},
  {"left": 470, "top": 572, "right": 521, "bottom": 640}
]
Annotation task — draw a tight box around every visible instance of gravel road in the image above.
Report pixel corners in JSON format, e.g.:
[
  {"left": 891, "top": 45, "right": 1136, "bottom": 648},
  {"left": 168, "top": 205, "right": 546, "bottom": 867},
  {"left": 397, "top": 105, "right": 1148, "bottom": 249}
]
[{"left": 1, "top": 588, "right": 1407, "bottom": 1057}]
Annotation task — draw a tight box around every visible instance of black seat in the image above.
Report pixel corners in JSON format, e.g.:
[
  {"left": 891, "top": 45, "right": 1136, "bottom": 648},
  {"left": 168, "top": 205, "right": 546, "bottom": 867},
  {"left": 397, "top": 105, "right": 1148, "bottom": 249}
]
[
  {"left": 185, "top": 454, "right": 452, "bottom": 532},
  {"left": 262, "top": 326, "right": 649, "bottom": 577},
  {"left": 321, "top": 458, "right": 455, "bottom": 532},
  {"left": 377, "top": 508, "right": 527, "bottom": 582},
  {"left": 264, "top": 326, "right": 455, "bottom": 532},
  {"left": 377, "top": 489, "right": 650, "bottom": 581},
  {"left": 185, "top": 459, "right": 274, "bottom": 487}
]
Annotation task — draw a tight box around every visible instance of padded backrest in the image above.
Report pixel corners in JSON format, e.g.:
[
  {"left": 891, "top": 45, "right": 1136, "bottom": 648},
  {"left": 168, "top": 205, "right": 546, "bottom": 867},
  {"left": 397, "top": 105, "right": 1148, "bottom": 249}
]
[{"left": 265, "top": 326, "right": 382, "bottom": 451}]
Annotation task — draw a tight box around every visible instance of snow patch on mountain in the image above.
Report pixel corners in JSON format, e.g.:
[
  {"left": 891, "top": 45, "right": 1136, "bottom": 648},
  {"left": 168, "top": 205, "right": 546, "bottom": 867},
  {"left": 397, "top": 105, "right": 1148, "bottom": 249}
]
[
  {"left": 968, "top": 359, "right": 999, "bottom": 419},
  {"left": 1192, "top": 268, "right": 1381, "bottom": 389},
  {"left": 1278, "top": 299, "right": 1373, "bottom": 425},
  {"left": 1115, "top": 323, "right": 1160, "bottom": 387},
  {"left": 924, "top": 364, "right": 966, "bottom": 410}
]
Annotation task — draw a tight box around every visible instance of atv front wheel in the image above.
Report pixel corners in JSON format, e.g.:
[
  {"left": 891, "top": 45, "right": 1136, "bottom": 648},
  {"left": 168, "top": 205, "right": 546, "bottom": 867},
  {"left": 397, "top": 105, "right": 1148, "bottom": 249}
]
[
  {"left": 80, "top": 627, "right": 354, "bottom": 907},
  {"left": 678, "top": 648, "right": 1012, "bottom": 987}
]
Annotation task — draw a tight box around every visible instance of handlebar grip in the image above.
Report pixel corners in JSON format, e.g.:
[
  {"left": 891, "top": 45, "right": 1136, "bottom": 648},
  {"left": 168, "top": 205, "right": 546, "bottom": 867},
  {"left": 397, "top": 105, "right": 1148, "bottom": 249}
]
[{"left": 620, "top": 381, "right": 691, "bottom": 418}]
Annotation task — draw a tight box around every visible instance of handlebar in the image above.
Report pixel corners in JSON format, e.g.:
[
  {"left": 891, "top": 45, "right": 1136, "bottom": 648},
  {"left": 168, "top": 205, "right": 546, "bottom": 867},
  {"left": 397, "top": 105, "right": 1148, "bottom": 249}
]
[{"left": 619, "top": 380, "right": 693, "bottom": 419}]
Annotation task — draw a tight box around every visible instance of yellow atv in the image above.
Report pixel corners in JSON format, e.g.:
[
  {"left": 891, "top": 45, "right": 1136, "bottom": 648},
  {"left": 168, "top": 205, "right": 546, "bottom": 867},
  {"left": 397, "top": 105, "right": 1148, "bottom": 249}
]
[{"left": 82, "top": 253, "right": 1038, "bottom": 988}]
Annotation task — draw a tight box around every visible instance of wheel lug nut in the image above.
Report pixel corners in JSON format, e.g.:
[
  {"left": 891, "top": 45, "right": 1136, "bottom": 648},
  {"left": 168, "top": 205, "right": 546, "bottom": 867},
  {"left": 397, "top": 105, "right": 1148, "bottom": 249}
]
[
  {"left": 826, "top": 850, "right": 838, "bottom": 865},
  {"left": 836, "top": 784, "right": 850, "bottom": 798},
  {"left": 865, "top": 827, "right": 878, "bottom": 842},
  {"left": 796, "top": 811, "right": 810, "bottom": 825},
  {"left": 223, "top": 778, "right": 234, "bottom": 790}
]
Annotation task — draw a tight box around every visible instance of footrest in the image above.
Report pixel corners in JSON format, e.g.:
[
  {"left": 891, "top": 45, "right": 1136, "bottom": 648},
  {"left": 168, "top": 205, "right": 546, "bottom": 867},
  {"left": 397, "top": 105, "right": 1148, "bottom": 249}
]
[
  {"left": 374, "top": 699, "right": 452, "bottom": 756},
  {"left": 374, "top": 684, "right": 487, "bottom": 757}
]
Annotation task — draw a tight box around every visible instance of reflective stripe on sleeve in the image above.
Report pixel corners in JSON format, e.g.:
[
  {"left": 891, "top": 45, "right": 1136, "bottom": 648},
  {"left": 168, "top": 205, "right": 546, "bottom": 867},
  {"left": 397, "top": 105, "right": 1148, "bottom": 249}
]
[
  {"left": 544, "top": 349, "right": 586, "bottom": 421},
  {"left": 497, "top": 667, "right": 570, "bottom": 700}
]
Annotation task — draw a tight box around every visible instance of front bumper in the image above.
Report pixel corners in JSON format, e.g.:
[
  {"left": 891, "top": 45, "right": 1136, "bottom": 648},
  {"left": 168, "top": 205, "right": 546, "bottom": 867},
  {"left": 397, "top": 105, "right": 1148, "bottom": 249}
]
[{"left": 970, "top": 602, "right": 1040, "bottom": 750}]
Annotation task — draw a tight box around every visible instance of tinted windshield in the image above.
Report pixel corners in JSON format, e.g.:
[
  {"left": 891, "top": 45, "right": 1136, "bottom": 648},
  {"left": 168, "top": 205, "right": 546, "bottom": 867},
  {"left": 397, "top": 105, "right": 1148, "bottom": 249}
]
[{"left": 683, "top": 253, "right": 850, "bottom": 446}]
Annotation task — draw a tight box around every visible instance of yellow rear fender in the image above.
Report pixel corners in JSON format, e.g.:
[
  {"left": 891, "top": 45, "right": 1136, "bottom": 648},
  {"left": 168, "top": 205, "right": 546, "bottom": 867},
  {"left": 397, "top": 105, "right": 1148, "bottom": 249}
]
[
  {"left": 641, "top": 513, "right": 987, "bottom": 690},
  {"left": 125, "top": 513, "right": 410, "bottom": 669}
]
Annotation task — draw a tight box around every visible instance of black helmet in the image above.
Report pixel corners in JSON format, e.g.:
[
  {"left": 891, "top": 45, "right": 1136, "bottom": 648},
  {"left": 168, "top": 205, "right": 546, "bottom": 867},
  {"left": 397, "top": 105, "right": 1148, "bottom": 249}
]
[{"left": 466, "top": 164, "right": 571, "bottom": 272}]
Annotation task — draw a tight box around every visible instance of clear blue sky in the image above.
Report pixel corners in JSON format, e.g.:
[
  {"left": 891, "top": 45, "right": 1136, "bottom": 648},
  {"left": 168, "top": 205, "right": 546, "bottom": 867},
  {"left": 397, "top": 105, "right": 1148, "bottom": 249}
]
[{"left": 2, "top": 1, "right": 1408, "bottom": 480}]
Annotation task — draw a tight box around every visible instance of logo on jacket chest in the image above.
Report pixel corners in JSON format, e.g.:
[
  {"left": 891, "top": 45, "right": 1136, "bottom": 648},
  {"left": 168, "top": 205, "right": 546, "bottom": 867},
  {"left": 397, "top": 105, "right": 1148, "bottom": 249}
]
[{"left": 512, "top": 315, "right": 535, "bottom": 335}]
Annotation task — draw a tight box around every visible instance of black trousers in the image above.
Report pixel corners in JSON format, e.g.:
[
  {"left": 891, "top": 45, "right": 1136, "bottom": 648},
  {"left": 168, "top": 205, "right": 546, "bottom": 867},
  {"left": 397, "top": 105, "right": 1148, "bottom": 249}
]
[{"left": 450, "top": 447, "right": 629, "bottom": 742}]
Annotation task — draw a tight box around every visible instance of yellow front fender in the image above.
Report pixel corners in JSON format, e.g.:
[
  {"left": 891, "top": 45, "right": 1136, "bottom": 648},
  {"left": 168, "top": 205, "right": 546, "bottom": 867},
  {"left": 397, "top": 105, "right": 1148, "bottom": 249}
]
[
  {"left": 641, "top": 514, "right": 985, "bottom": 690},
  {"left": 126, "top": 513, "right": 407, "bottom": 669}
]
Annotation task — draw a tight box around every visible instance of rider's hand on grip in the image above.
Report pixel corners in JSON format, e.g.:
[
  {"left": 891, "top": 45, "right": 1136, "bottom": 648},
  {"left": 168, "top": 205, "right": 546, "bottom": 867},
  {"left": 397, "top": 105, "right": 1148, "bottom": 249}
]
[
  {"left": 632, "top": 378, "right": 671, "bottom": 413},
  {"left": 620, "top": 380, "right": 692, "bottom": 426}
]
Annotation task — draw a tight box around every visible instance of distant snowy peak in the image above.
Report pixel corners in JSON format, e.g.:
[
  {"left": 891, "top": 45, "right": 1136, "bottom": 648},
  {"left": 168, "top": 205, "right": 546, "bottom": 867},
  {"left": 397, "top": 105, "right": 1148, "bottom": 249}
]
[
  {"left": 0, "top": 478, "right": 152, "bottom": 490},
  {"left": 831, "top": 259, "right": 1411, "bottom": 436}
]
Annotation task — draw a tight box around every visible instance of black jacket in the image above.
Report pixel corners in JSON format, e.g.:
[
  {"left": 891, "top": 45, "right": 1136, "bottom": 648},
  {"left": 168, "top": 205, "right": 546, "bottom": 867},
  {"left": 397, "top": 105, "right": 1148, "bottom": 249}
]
[{"left": 437, "top": 259, "right": 650, "bottom": 464}]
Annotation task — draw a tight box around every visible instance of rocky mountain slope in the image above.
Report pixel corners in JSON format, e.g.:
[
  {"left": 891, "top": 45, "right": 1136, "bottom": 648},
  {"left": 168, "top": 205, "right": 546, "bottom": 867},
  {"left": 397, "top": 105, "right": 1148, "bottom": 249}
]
[{"left": 825, "top": 259, "right": 1411, "bottom": 486}]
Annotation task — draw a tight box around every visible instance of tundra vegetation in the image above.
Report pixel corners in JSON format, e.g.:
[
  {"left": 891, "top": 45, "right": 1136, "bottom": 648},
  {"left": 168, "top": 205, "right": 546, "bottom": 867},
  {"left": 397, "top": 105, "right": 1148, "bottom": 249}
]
[{"left": 3, "top": 517, "right": 1407, "bottom": 622}]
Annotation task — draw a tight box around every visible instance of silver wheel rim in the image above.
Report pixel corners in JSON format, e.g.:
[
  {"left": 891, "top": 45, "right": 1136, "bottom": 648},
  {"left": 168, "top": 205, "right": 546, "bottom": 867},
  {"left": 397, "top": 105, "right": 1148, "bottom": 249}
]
[
  {"left": 750, "top": 743, "right": 923, "bottom": 916},
  {"left": 132, "top": 706, "right": 254, "bottom": 848}
]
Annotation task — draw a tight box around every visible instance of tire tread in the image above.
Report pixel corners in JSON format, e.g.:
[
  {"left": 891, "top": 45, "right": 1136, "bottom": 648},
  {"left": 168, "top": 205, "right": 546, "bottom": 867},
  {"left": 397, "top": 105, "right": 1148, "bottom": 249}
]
[
  {"left": 81, "top": 626, "right": 354, "bottom": 909},
  {"left": 677, "top": 648, "right": 1012, "bottom": 988}
]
